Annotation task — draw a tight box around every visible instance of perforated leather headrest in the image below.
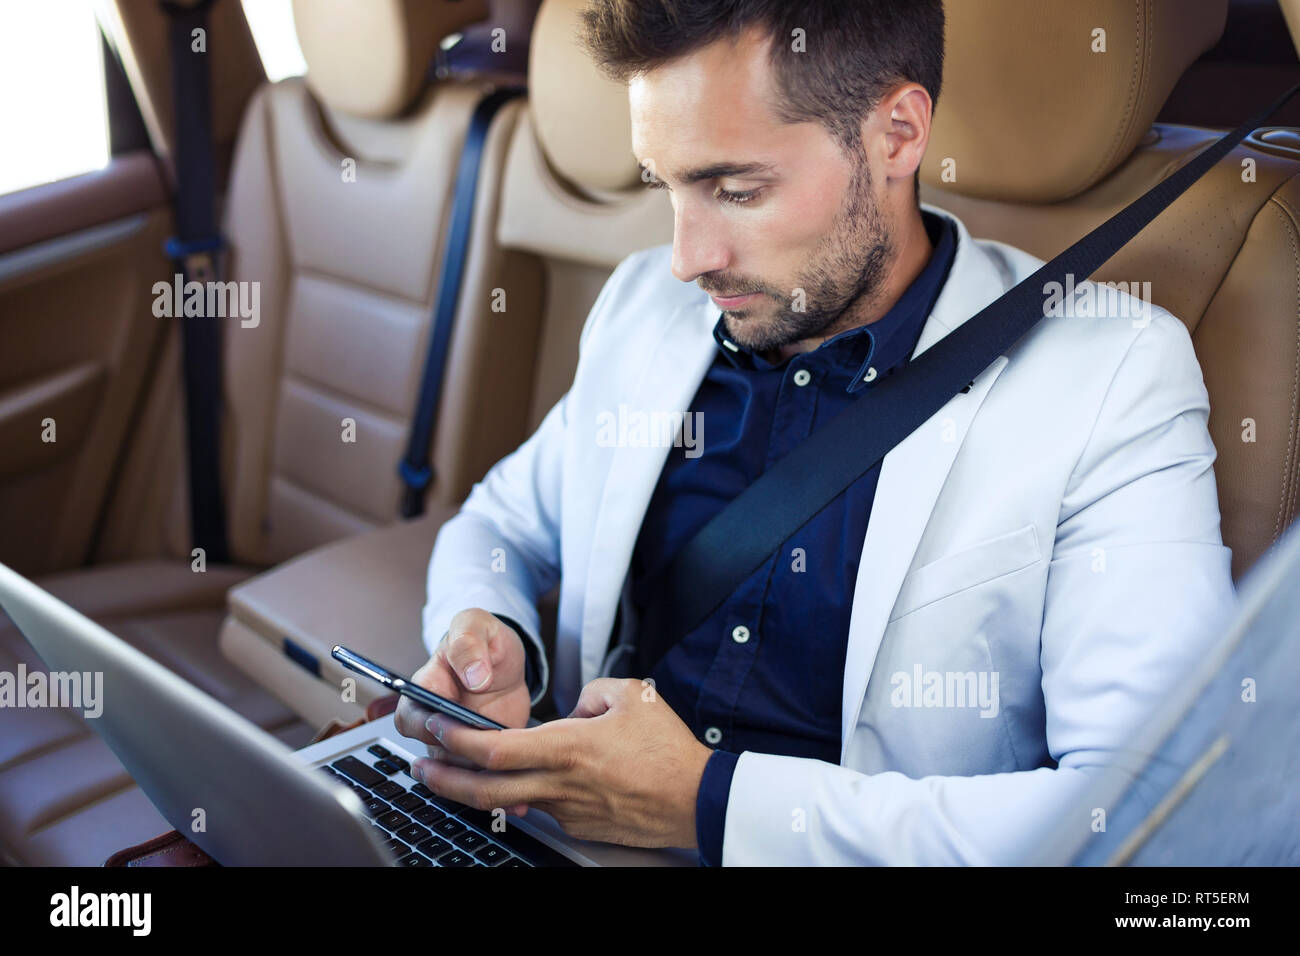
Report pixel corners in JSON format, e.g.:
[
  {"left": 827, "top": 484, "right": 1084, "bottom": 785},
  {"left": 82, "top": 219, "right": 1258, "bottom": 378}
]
[
  {"left": 529, "top": 0, "right": 641, "bottom": 192},
  {"left": 292, "top": 0, "right": 489, "bottom": 119},
  {"left": 921, "top": 0, "right": 1227, "bottom": 202}
]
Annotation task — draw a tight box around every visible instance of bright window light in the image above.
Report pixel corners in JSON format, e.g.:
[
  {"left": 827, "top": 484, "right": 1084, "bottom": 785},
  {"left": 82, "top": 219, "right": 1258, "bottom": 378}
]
[
  {"left": 241, "top": 0, "right": 306, "bottom": 82},
  {"left": 0, "top": 0, "right": 110, "bottom": 196}
]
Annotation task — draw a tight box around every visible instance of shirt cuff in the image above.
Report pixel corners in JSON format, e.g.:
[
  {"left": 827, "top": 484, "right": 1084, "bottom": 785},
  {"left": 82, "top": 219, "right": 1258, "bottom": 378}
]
[
  {"left": 695, "top": 749, "right": 740, "bottom": 867},
  {"left": 490, "top": 613, "right": 540, "bottom": 700}
]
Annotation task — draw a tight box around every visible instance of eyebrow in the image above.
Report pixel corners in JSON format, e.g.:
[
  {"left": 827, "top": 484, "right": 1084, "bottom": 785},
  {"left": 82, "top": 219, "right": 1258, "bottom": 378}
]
[{"left": 639, "top": 161, "right": 776, "bottom": 185}]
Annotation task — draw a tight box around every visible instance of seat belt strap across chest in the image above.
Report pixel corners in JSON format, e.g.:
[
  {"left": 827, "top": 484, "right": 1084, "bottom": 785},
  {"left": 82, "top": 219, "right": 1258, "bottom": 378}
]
[{"left": 642, "top": 81, "right": 1300, "bottom": 667}]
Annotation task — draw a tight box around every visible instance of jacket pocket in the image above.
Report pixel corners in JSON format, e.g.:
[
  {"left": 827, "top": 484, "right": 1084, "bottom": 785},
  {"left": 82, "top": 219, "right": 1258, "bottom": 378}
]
[{"left": 888, "top": 523, "right": 1042, "bottom": 623}]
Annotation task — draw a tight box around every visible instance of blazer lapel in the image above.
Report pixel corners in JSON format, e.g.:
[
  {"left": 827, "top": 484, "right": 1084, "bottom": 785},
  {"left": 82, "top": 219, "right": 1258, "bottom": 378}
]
[
  {"left": 839, "top": 210, "right": 1016, "bottom": 757},
  {"left": 578, "top": 299, "right": 719, "bottom": 683}
]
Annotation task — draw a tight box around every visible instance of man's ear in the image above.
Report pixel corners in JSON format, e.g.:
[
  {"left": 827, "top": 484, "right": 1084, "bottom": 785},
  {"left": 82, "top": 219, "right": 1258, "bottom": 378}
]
[{"left": 871, "top": 83, "right": 932, "bottom": 191}]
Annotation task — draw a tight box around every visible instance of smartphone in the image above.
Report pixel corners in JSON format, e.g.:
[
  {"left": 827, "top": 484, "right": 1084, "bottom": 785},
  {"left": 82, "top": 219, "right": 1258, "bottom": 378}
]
[{"left": 331, "top": 644, "right": 507, "bottom": 731}]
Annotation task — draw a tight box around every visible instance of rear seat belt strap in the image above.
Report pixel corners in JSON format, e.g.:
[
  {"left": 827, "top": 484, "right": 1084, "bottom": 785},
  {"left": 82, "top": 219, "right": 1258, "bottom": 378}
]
[
  {"left": 399, "top": 86, "right": 526, "bottom": 518},
  {"left": 640, "top": 80, "right": 1300, "bottom": 669},
  {"left": 161, "top": 0, "right": 229, "bottom": 563}
]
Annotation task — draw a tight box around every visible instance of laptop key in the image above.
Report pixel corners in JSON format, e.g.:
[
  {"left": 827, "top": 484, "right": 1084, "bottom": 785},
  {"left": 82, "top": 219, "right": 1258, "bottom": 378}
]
[
  {"left": 474, "top": 844, "right": 509, "bottom": 865},
  {"left": 363, "top": 797, "right": 390, "bottom": 817},
  {"left": 417, "top": 836, "right": 453, "bottom": 860},
  {"left": 367, "top": 744, "right": 391, "bottom": 759},
  {"left": 397, "top": 822, "right": 432, "bottom": 845},
  {"left": 454, "top": 830, "right": 488, "bottom": 852},
  {"left": 378, "top": 810, "right": 411, "bottom": 831},
  {"left": 384, "top": 838, "right": 409, "bottom": 857},
  {"left": 457, "top": 808, "right": 579, "bottom": 867},
  {"left": 393, "top": 793, "right": 426, "bottom": 813},
  {"left": 373, "top": 781, "right": 405, "bottom": 800},
  {"left": 498, "top": 857, "right": 528, "bottom": 868},
  {"left": 332, "top": 756, "right": 385, "bottom": 788},
  {"left": 427, "top": 793, "right": 470, "bottom": 815},
  {"left": 411, "top": 783, "right": 435, "bottom": 799},
  {"left": 439, "top": 850, "right": 474, "bottom": 867},
  {"left": 433, "top": 817, "right": 467, "bottom": 839},
  {"left": 386, "top": 755, "right": 410, "bottom": 773},
  {"left": 412, "top": 805, "right": 446, "bottom": 825},
  {"left": 397, "top": 853, "right": 433, "bottom": 867}
]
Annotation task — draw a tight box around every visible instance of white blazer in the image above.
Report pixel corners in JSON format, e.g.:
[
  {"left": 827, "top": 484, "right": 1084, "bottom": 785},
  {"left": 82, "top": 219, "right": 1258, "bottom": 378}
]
[{"left": 423, "top": 205, "right": 1239, "bottom": 865}]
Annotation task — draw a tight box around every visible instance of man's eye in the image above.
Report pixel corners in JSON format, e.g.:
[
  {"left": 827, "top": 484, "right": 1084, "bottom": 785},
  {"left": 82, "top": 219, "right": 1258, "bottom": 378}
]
[{"left": 716, "top": 187, "right": 760, "bottom": 205}]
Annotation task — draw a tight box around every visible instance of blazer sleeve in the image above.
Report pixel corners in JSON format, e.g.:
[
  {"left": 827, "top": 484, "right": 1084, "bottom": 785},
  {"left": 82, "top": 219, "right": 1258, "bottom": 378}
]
[
  {"left": 716, "top": 309, "right": 1240, "bottom": 865},
  {"left": 420, "top": 251, "right": 645, "bottom": 707}
]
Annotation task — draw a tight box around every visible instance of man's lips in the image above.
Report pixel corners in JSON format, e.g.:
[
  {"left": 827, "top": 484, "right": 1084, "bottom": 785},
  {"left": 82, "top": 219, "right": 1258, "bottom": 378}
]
[{"left": 709, "top": 292, "right": 760, "bottom": 309}]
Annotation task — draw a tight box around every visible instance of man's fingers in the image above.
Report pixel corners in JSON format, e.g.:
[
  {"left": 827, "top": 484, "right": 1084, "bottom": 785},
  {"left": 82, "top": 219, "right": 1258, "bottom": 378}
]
[
  {"left": 412, "top": 760, "right": 556, "bottom": 812},
  {"left": 432, "top": 719, "right": 575, "bottom": 772},
  {"left": 568, "top": 677, "right": 632, "bottom": 719},
  {"left": 394, "top": 697, "right": 436, "bottom": 743},
  {"left": 426, "top": 742, "right": 480, "bottom": 770}
]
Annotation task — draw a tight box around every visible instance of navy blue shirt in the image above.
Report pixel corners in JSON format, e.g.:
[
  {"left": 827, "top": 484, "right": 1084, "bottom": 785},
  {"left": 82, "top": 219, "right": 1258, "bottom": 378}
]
[{"left": 628, "top": 210, "right": 958, "bottom": 866}]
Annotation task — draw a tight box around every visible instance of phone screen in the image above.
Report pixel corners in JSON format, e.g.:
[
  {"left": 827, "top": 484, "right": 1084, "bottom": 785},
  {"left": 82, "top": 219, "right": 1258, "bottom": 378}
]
[{"left": 331, "top": 644, "right": 508, "bottom": 731}]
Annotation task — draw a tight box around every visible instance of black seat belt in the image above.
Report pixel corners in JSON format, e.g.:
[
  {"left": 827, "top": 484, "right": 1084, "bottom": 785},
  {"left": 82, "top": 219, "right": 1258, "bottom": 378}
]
[
  {"left": 398, "top": 87, "right": 525, "bottom": 518},
  {"left": 160, "top": 0, "right": 229, "bottom": 563},
  {"left": 637, "top": 81, "right": 1300, "bottom": 672}
]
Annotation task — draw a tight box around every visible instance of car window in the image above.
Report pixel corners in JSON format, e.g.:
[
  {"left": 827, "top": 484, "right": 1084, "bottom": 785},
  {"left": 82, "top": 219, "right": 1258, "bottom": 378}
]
[
  {"left": 241, "top": 0, "right": 305, "bottom": 82},
  {"left": 0, "top": 0, "right": 109, "bottom": 196}
]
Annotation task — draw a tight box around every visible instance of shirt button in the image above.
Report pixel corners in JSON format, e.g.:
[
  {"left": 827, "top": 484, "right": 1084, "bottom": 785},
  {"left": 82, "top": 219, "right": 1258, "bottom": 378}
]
[
  {"left": 863, "top": 366, "right": 878, "bottom": 383},
  {"left": 792, "top": 368, "right": 811, "bottom": 387},
  {"left": 731, "top": 625, "right": 750, "bottom": 644},
  {"left": 704, "top": 727, "right": 723, "bottom": 745}
]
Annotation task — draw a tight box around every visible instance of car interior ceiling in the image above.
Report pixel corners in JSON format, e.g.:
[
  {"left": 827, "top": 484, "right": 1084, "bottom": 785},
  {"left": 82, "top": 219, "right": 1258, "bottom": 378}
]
[{"left": 0, "top": 0, "right": 1297, "bottom": 866}]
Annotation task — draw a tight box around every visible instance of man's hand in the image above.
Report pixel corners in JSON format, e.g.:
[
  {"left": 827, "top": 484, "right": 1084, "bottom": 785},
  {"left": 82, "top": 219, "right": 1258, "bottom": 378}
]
[
  {"left": 408, "top": 678, "right": 714, "bottom": 849},
  {"left": 395, "top": 609, "right": 533, "bottom": 783}
]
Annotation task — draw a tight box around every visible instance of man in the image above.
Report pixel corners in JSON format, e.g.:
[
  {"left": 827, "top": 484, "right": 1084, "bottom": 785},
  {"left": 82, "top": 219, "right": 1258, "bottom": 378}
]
[{"left": 394, "top": 0, "right": 1238, "bottom": 865}]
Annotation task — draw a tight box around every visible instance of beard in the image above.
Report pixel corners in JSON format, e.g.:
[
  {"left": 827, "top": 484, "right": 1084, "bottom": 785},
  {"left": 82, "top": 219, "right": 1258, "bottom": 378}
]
[{"left": 704, "top": 158, "right": 895, "bottom": 355}]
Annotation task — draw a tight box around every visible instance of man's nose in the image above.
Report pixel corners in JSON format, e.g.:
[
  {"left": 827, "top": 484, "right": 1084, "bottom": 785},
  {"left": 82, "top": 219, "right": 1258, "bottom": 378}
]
[{"left": 671, "top": 205, "right": 729, "bottom": 283}]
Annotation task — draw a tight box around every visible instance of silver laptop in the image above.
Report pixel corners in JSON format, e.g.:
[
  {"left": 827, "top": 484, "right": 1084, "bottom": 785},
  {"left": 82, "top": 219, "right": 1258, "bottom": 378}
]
[{"left": 0, "top": 562, "right": 693, "bottom": 867}]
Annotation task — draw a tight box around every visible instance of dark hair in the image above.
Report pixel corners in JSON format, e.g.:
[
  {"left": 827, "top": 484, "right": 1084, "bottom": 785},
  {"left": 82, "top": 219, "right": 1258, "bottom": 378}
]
[{"left": 580, "top": 0, "right": 945, "bottom": 154}]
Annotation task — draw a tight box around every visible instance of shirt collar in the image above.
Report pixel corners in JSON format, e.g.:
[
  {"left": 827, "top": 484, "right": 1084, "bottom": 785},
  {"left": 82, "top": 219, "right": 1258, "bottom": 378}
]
[{"left": 711, "top": 209, "right": 958, "bottom": 392}]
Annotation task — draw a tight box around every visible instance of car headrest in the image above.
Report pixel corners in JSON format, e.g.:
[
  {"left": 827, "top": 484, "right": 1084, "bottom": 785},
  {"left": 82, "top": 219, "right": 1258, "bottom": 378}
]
[
  {"left": 529, "top": 0, "right": 641, "bottom": 193},
  {"left": 291, "top": 0, "right": 489, "bottom": 119},
  {"left": 921, "top": 0, "right": 1227, "bottom": 203},
  {"left": 1280, "top": 0, "right": 1300, "bottom": 60}
]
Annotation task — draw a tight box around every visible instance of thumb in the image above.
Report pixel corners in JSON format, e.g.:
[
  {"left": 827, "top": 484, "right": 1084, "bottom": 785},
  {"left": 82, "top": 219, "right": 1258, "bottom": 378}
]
[{"left": 442, "top": 626, "right": 494, "bottom": 692}]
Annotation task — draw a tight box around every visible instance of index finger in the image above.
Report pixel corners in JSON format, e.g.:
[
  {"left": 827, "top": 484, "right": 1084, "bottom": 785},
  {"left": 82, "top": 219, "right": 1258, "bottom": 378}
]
[{"left": 432, "top": 717, "right": 576, "bottom": 773}]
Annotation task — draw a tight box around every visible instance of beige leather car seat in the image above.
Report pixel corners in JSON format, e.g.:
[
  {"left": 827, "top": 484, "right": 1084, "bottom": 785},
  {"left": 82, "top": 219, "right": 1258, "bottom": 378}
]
[
  {"left": 217, "top": 0, "right": 673, "bottom": 729},
  {"left": 919, "top": 0, "right": 1300, "bottom": 582},
  {"left": 0, "top": 0, "right": 523, "bottom": 865}
]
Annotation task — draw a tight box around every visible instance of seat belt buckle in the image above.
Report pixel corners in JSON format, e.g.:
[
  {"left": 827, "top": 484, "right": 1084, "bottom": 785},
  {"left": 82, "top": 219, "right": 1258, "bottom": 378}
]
[
  {"left": 398, "top": 461, "right": 434, "bottom": 518},
  {"left": 165, "top": 235, "right": 226, "bottom": 283}
]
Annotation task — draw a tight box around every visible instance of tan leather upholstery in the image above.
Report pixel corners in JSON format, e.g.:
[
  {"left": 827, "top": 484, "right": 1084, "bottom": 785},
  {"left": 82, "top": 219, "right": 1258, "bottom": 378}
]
[
  {"left": 1280, "top": 0, "right": 1300, "bottom": 58},
  {"left": 921, "top": 0, "right": 1300, "bottom": 581},
  {"left": 921, "top": 0, "right": 1227, "bottom": 202},
  {"left": 99, "top": 0, "right": 266, "bottom": 191},
  {"left": 220, "top": 506, "right": 458, "bottom": 729},
  {"left": 216, "top": 0, "right": 671, "bottom": 724},
  {"left": 1, "top": 4, "right": 525, "bottom": 865},
  {"left": 293, "top": 0, "right": 489, "bottom": 119},
  {"left": 527, "top": 0, "right": 640, "bottom": 192},
  {"left": 505, "top": 0, "right": 673, "bottom": 425}
]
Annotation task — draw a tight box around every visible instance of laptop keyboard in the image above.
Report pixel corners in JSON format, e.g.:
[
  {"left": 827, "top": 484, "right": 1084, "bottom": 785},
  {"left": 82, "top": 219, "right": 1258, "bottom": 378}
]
[{"left": 318, "top": 742, "right": 579, "bottom": 867}]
